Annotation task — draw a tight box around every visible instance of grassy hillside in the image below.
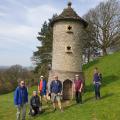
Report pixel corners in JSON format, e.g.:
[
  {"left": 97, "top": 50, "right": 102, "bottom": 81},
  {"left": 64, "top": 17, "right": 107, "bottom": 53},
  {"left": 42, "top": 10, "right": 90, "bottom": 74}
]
[{"left": 0, "top": 52, "right": 120, "bottom": 120}]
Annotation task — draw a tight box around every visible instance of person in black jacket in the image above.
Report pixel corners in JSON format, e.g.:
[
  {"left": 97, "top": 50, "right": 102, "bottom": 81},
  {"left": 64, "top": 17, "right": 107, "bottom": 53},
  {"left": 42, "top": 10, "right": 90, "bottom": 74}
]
[{"left": 29, "top": 91, "right": 41, "bottom": 116}]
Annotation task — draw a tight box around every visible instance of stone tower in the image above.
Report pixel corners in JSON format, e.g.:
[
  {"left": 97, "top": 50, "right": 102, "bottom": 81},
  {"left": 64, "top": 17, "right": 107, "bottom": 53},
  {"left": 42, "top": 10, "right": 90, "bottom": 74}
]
[{"left": 49, "top": 2, "right": 87, "bottom": 99}]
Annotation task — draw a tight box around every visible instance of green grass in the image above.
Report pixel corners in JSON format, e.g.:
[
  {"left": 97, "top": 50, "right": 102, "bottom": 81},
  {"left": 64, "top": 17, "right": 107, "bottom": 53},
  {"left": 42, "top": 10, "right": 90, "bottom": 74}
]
[{"left": 0, "top": 52, "right": 120, "bottom": 120}]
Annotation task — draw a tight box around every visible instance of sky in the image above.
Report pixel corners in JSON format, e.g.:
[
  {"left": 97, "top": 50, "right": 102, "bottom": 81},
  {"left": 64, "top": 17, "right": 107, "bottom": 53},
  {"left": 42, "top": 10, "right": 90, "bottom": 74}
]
[{"left": 0, "top": 0, "right": 106, "bottom": 67}]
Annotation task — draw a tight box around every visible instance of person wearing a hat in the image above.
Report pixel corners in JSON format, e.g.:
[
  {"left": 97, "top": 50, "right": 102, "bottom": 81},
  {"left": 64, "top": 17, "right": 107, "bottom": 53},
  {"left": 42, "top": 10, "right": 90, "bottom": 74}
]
[
  {"left": 29, "top": 91, "right": 41, "bottom": 116},
  {"left": 38, "top": 75, "right": 47, "bottom": 102},
  {"left": 74, "top": 75, "right": 83, "bottom": 104}
]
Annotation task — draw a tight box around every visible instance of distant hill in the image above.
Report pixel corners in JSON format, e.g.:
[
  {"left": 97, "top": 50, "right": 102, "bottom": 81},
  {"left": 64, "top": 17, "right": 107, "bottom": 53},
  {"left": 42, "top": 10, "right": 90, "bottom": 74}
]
[
  {"left": 0, "top": 66, "right": 10, "bottom": 70},
  {"left": 0, "top": 65, "right": 34, "bottom": 71}
]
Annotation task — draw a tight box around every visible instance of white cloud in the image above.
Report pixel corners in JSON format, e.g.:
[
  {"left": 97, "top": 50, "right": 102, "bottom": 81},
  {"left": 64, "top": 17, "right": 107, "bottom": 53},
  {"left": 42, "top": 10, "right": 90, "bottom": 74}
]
[
  {"left": 0, "top": 4, "right": 60, "bottom": 42},
  {"left": 0, "top": 3, "right": 61, "bottom": 50},
  {"left": 0, "top": 2, "right": 60, "bottom": 66},
  {"left": 0, "top": 23, "right": 37, "bottom": 49},
  {"left": 0, "top": 12, "right": 7, "bottom": 17},
  {"left": 78, "top": 0, "right": 108, "bottom": 2},
  {"left": 26, "top": 4, "right": 61, "bottom": 27}
]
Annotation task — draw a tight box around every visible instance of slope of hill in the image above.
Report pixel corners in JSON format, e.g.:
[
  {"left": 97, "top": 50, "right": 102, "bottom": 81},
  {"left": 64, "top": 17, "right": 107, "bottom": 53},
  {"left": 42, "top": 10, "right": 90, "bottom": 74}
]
[{"left": 0, "top": 52, "right": 120, "bottom": 120}]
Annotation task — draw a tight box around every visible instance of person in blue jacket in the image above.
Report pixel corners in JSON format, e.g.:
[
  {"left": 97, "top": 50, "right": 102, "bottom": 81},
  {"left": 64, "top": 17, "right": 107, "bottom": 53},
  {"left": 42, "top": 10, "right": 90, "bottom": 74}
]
[
  {"left": 50, "top": 75, "right": 63, "bottom": 112},
  {"left": 14, "top": 80, "right": 28, "bottom": 120},
  {"left": 93, "top": 67, "right": 102, "bottom": 100}
]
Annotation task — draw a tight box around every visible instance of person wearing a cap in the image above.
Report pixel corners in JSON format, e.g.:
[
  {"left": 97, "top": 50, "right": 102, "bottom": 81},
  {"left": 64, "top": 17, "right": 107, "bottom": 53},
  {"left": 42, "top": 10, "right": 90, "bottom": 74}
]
[
  {"left": 50, "top": 76, "right": 63, "bottom": 112},
  {"left": 74, "top": 75, "right": 83, "bottom": 104},
  {"left": 29, "top": 91, "right": 41, "bottom": 116},
  {"left": 38, "top": 76, "right": 47, "bottom": 102}
]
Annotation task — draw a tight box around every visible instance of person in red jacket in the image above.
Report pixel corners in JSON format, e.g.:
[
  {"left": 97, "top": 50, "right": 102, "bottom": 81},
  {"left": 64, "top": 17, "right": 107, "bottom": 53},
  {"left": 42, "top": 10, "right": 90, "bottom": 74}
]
[
  {"left": 38, "top": 75, "right": 47, "bottom": 102},
  {"left": 74, "top": 75, "right": 83, "bottom": 104}
]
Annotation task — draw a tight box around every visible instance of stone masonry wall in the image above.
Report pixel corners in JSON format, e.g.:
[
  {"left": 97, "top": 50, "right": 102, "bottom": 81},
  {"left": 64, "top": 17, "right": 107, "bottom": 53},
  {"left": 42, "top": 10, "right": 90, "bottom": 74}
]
[{"left": 52, "top": 21, "right": 84, "bottom": 72}]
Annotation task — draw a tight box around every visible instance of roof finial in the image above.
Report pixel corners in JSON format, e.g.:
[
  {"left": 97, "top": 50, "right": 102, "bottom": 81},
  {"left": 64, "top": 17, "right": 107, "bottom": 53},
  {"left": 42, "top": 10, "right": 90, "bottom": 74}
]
[{"left": 68, "top": 1, "right": 72, "bottom": 8}]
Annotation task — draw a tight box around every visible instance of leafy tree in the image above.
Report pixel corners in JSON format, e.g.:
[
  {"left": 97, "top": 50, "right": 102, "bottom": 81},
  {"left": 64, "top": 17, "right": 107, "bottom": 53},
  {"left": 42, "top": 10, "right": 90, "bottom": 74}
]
[{"left": 32, "top": 15, "right": 57, "bottom": 78}]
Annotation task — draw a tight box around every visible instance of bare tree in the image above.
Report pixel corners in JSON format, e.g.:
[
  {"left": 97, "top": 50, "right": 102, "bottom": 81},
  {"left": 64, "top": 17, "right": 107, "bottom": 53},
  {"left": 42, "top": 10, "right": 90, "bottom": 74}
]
[
  {"left": 84, "top": 0, "right": 120, "bottom": 55},
  {"left": 0, "top": 65, "right": 35, "bottom": 94},
  {"left": 82, "top": 12, "right": 99, "bottom": 63}
]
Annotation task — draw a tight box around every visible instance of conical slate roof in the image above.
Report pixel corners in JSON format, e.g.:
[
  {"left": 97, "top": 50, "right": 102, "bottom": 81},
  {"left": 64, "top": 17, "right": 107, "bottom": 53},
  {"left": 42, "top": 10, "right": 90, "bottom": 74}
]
[{"left": 51, "top": 2, "right": 88, "bottom": 27}]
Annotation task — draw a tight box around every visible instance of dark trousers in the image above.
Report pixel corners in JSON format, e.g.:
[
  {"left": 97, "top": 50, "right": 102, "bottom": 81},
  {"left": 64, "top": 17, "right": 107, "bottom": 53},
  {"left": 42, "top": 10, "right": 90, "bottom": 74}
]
[
  {"left": 94, "top": 84, "right": 100, "bottom": 99},
  {"left": 75, "top": 91, "right": 82, "bottom": 104},
  {"left": 30, "top": 107, "right": 40, "bottom": 116}
]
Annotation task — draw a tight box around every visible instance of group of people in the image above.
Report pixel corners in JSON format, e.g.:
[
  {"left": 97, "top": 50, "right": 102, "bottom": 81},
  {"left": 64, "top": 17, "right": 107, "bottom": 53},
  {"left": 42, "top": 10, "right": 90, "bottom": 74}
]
[{"left": 14, "top": 67, "right": 102, "bottom": 120}]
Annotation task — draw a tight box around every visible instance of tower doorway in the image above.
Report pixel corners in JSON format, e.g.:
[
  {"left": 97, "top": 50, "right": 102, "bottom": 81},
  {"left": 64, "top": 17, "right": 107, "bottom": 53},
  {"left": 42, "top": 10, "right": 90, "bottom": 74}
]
[{"left": 63, "top": 79, "right": 73, "bottom": 100}]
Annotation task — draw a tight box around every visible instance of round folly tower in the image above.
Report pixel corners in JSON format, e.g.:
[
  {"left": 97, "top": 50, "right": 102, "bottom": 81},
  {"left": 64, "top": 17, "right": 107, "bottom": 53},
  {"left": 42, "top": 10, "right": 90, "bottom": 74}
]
[{"left": 49, "top": 2, "right": 88, "bottom": 99}]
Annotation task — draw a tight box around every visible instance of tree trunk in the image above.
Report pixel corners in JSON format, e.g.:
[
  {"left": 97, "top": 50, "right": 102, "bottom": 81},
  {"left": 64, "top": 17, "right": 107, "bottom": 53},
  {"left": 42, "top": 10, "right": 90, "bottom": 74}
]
[{"left": 102, "top": 47, "right": 107, "bottom": 56}]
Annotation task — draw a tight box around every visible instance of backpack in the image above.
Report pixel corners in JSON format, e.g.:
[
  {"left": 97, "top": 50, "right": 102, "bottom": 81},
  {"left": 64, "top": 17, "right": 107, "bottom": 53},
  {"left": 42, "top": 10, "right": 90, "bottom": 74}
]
[{"left": 99, "top": 73, "right": 102, "bottom": 81}]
